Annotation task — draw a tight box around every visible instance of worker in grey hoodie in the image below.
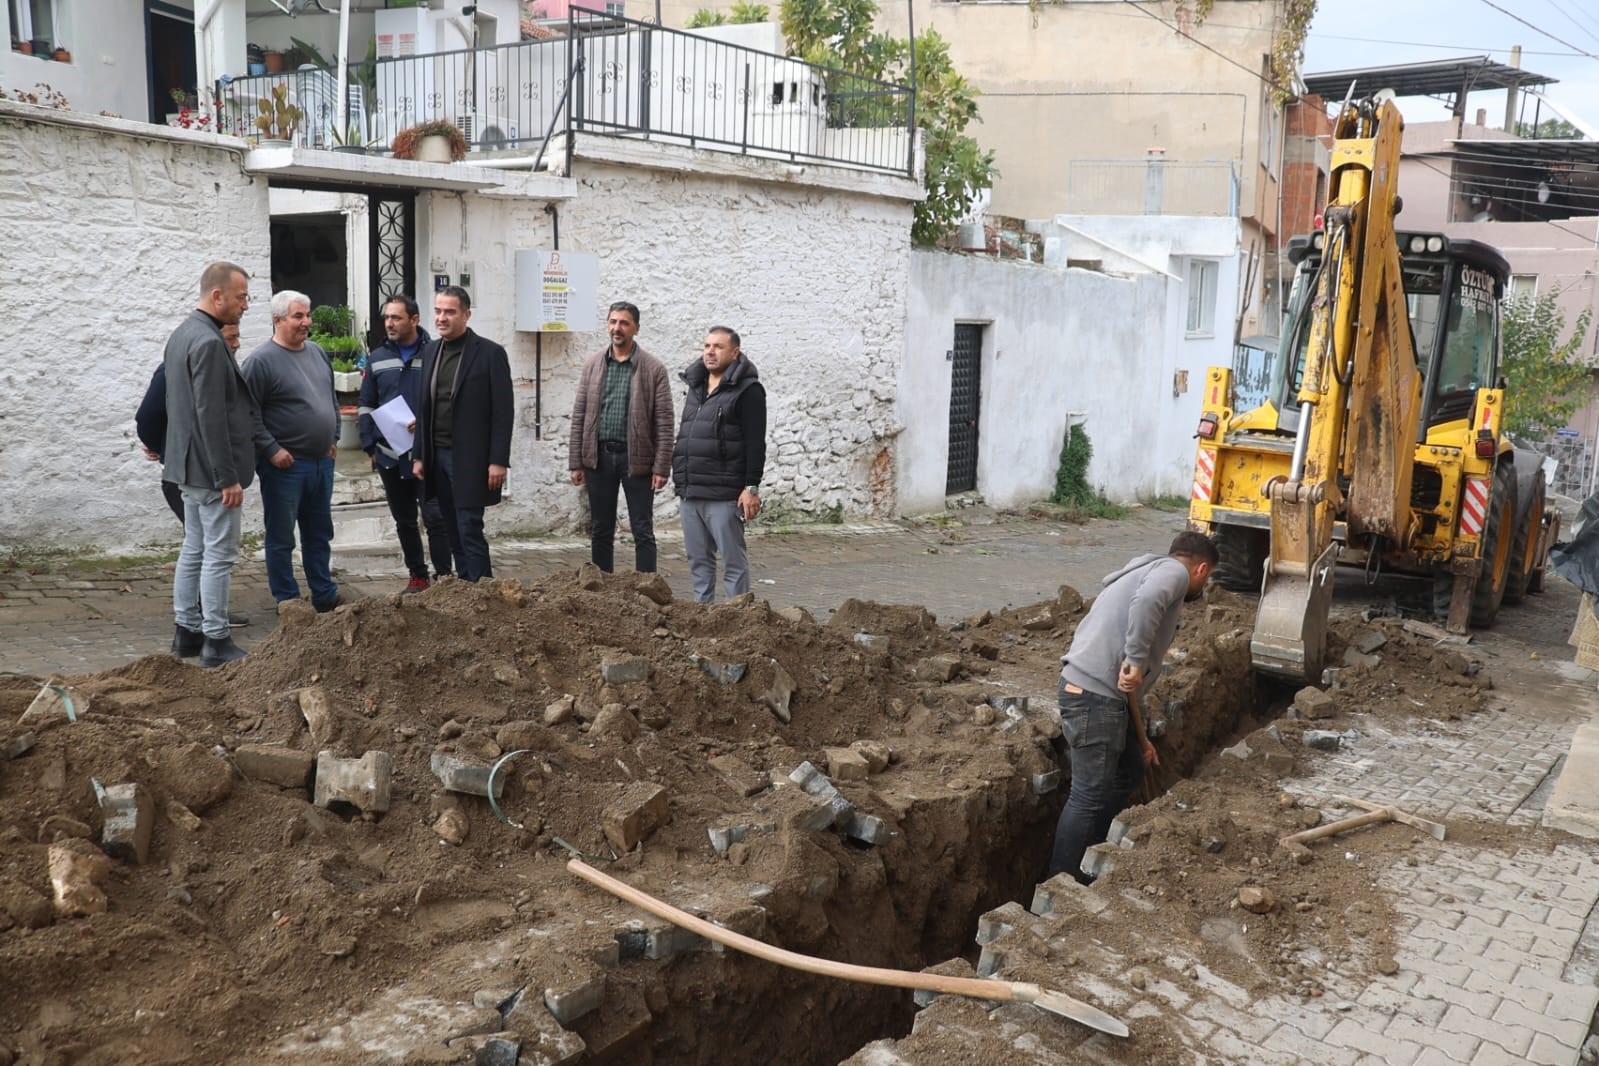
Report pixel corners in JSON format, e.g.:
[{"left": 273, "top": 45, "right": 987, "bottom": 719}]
[{"left": 1047, "top": 530, "right": 1217, "bottom": 883}]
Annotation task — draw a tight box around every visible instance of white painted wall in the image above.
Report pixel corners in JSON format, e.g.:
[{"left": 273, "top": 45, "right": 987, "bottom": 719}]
[
  {"left": 1, "top": 1, "right": 148, "bottom": 119},
  {"left": 419, "top": 139, "right": 918, "bottom": 536},
  {"left": 0, "top": 103, "right": 272, "bottom": 555}
]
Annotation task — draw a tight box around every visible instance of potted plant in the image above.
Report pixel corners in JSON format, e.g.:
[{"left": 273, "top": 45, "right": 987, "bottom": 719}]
[
  {"left": 11, "top": 39, "right": 31, "bottom": 56},
  {"left": 247, "top": 43, "right": 267, "bottom": 76},
  {"left": 169, "top": 87, "right": 199, "bottom": 111},
  {"left": 391, "top": 119, "right": 468, "bottom": 163},
  {"left": 51, "top": 45, "right": 70, "bottom": 62},
  {"left": 329, "top": 119, "right": 371, "bottom": 155},
  {"left": 254, "top": 84, "right": 303, "bottom": 146},
  {"left": 263, "top": 48, "right": 285, "bottom": 73}
]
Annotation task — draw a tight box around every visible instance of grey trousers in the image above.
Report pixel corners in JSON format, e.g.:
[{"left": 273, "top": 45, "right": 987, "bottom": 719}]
[
  {"left": 173, "top": 485, "right": 243, "bottom": 639},
  {"left": 680, "top": 497, "right": 750, "bottom": 603}
]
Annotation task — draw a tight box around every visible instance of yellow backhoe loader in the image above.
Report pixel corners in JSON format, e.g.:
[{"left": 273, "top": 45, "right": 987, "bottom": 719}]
[{"left": 1187, "top": 95, "right": 1556, "bottom": 683}]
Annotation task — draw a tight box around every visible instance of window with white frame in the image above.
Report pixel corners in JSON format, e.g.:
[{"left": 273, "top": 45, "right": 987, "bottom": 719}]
[
  {"left": 1508, "top": 274, "right": 1539, "bottom": 302},
  {"left": 1186, "top": 259, "right": 1219, "bottom": 336},
  {"left": 8, "top": 0, "right": 59, "bottom": 49}
]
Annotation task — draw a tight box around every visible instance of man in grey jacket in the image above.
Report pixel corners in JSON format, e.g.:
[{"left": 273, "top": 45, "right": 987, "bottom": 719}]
[
  {"left": 243, "top": 290, "right": 341, "bottom": 612},
  {"left": 163, "top": 262, "right": 257, "bottom": 668},
  {"left": 1047, "top": 530, "right": 1217, "bottom": 883}
]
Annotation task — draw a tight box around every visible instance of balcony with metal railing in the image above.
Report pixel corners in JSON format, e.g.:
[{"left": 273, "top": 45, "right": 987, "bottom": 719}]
[{"left": 215, "top": 13, "right": 915, "bottom": 178}]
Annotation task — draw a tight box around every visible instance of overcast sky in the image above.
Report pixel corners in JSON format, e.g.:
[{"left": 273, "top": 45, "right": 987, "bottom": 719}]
[{"left": 1300, "top": 0, "right": 1599, "bottom": 134}]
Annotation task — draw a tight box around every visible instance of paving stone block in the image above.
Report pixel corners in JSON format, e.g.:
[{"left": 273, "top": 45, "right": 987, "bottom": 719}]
[
  {"left": 1302, "top": 730, "right": 1343, "bottom": 751},
  {"left": 569, "top": 982, "right": 650, "bottom": 1060},
  {"left": 843, "top": 811, "right": 889, "bottom": 845},
  {"left": 508, "top": 994, "right": 585, "bottom": 1066},
  {"left": 788, "top": 760, "right": 833, "bottom": 796},
  {"left": 644, "top": 921, "right": 707, "bottom": 960},
  {"left": 912, "top": 958, "right": 976, "bottom": 1008},
  {"left": 599, "top": 655, "right": 649, "bottom": 685},
  {"left": 913, "top": 654, "right": 960, "bottom": 682},
  {"left": 601, "top": 782, "right": 670, "bottom": 852},
  {"left": 430, "top": 751, "right": 506, "bottom": 799},
  {"left": 1030, "top": 769, "right": 1061, "bottom": 795},
  {"left": 1294, "top": 687, "right": 1336, "bottom": 720},
  {"left": 1081, "top": 842, "right": 1119, "bottom": 880},
  {"left": 1029, "top": 873, "right": 1109, "bottom": 918},
  {"left": 234, "top": 744, "right": 315, "bottom": 789},
  {"left": 975, "top": 901, "right": 1028, "bottom": 946},
  {"left": 707, "top": 824, "right": 751, "bottom": 855},
  {"left": 824, "top": 746, "right": 869, "bottom": 782},
  {"left": 313, "top": 750, "right": 393, "bottom": 814},
  {"left": 540, "top": 971, "right": 605, "bottom": 1026},
  {"left": 693, "top": 655, "right": 746, "bottom": 685},
  {"left": 99, "top": 782, "right": 154, "bottom": 864}
]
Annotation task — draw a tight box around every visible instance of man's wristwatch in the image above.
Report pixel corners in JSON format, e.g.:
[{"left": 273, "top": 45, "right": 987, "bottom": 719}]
[{"left": 745, "top": 486, "right": 760, "bottom": 495}]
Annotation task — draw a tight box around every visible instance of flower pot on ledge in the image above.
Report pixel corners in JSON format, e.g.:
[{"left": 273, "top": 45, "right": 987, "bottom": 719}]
[
  {"left": 416, "top": 135, "right": 454, "bottom": 164},
  {"left": 51, "top": 47, "right": 70, "bottom": 62}
]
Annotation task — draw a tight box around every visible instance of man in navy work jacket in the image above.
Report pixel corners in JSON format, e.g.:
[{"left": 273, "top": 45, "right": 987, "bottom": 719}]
[
  {"left": 671, "top": 325, "right": 766, "bottom": 603},
  {"left": 360, "top": 295, "right": 451, "bottom": 592},
  {"left": 412, "top": 286, "right": 514, "bottom": 582}
]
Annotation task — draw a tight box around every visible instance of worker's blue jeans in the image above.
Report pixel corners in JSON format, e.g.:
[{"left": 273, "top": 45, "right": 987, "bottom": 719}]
[
  {"left": 1048, "top": 681, "right": 1144, "bottom": 884},
  {"left": 257, "top": 455, "right": 337, "bottom": 608}
]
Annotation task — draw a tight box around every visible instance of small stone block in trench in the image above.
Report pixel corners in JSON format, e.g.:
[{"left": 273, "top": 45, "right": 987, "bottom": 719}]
[
  {"left": 788, "top": 760, "right": 830, "bottom": 795},
  {"left": 601, "top": 782, "right": 670, "bottom": 853},
  {"left": 599, "top": 655, "right": 650, "bottom": 685},
  {"left": 430, "top": 751, "right": 506, "bottom": 799},
  {"left": 570, "top": 983, "right": 651, "bottom": 1061},
  {"left": 234, "top": 743, "right": 315, "bottom": 789},
  {"left": 1354, "top": 629, "right": 1388, "bottom": 654},
  {"left": 313, "top": 750, "right": 393, "bottom": 814},
  {"left": 1302, "top": 730, "right": 1342, "bottom": 751},
  {"left": 645, "top": 921, "right": 707, "bottom": 960},
  {"left": 824, "top": 746, "right": 870, "bottom": 782},
  {"left": 540, "top": 967, "right": 606, "bottom": 1026},
  {"left": 1293, "top": 686, "right": 1336, "bottom": 720},
  {"left": 99, "top": 782, "right": 154, "bottom": 864},
  {"left": 1107, "top": 813, "right": 1133, "bottom": 846},
  {"left": 914, "top": 958, "right": 977, "bottom": 1008},
  {"left": 707, "top": 824, "right": 751, "bottom": 855},
  {"left": 976, "top": 901, "right": 1030, "bottom": 947},
  {"left": 1030, "top": 769, "right": 1062, "bottom": 796},
  {"left": 1030, "top": 873, "right": 1109, "bottom": 918},
  {"left": 843, "top": 811, "right": 889, "bottom": 845},
  {"left": 708, "top": 754, "right": 767, "bottom": 797},
  {"left": 986, "top": 694, "right": 1029, "bottom": 713},
  {"left": 1081, "top": 842, "right": 1119, "bottom": 880},
  {"left": 976, "top": 941, "right": 1006, "bottom": 978}
]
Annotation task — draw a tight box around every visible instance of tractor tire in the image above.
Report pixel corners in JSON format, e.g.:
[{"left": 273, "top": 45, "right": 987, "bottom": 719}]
[
  {"left": 1503, "top": 476, "right": 1546, "bottom": 606},
  {"left": 1468, "top": 460, "right": 1517, "bottom": 628},
  {"left": 1213, "top": 526, "right": 1267, "bottom": 593}
]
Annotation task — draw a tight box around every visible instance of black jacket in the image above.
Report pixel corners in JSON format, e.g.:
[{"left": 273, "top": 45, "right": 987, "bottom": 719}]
[
  {"left": 671, "top": 355, "right": 766, "bottom": 501},
  {"left": 135, "top": 364, "right": 168, "bottom": 457},
  {"left": 358, "top": 327, "right": 432, "bottom": 472},
  {"left": 414, "top": 329, "right": 514, "bottom": 509}
]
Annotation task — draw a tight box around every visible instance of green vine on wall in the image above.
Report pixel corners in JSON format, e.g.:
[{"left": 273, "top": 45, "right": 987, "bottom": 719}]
[{"left": 1181, "top": 0, "right": 1318, "bottom": 106}]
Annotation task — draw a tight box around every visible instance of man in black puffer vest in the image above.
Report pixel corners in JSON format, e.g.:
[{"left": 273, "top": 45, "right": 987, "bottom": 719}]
[{"left": 671, "top": 326, "right": 767, "bottom": 603}]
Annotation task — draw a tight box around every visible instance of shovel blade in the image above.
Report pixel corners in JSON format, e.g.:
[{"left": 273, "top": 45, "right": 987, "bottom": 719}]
[{"left": 1028, "top": 988, "right": 1130, "bottom": 1038}]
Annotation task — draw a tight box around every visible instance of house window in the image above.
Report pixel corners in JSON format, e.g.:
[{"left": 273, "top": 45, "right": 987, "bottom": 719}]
[
  {"left": 1509, "top": 274, "right": 1539, "bottom": 302},
  {"left": 8, "top": 0, "right": 58, "bottom": 49},
  {"left": 1186, "top": 259, "right": 1218, "bottom": 336}
]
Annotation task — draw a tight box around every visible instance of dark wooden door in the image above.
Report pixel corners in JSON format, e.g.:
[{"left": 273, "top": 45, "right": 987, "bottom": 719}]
[{"left": 946, "top": 323, "right": 983, "bottom": 495}]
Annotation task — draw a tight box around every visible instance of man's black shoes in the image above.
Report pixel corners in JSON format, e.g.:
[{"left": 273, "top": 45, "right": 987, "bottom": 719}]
[
  {"left": 200, "top": 635, "right": 246, "bottom": 669},
  {"left": 171, "top": 624, "right": 205, "bottom": 658}
]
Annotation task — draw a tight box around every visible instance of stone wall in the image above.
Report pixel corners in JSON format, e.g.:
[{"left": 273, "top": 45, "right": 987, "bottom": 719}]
[
  {"left": 421, "top": 139, "right": 918, "bottom": 536},
  {"left": 0, "top": 104, "right": 272, "bottom": 555}
]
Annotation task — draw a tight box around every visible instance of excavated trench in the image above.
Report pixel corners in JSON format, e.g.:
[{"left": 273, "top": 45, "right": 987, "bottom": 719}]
[{"left": 0, "top": 578, "right": 1281, "bottom": 1066}]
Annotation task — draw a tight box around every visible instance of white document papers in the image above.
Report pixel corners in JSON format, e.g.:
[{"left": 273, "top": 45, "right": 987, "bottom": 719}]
[{"left": 372, "top": 396, "right": 415, "bottom": 454}]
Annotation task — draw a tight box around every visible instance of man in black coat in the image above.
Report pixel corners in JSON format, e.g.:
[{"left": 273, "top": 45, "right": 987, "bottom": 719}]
[{"left": 411, "top": 286, "right": 514, "bottom": 582}]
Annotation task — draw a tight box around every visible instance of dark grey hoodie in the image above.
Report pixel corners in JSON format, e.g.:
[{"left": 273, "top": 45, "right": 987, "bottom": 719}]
[{"left": 1058, "top": 553, "right": 1192, "bottom": 700}]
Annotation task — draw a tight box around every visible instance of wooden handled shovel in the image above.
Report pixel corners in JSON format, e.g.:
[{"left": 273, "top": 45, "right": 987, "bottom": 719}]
[{"left": 567, "top": 857, "right": 1130, "bottom": 1038}]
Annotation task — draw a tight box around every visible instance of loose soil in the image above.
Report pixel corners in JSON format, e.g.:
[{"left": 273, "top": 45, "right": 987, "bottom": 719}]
[{"left": 0, "top": 564, "right": 1537, "bottom": 1066}]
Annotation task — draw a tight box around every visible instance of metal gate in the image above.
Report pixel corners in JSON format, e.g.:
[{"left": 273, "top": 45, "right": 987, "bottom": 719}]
[
  {"left": 946, "top": 324, "right": 983, "bottom": 495},
  {"left": 368, "top": 191, "right": 416, "bottom": 346}
]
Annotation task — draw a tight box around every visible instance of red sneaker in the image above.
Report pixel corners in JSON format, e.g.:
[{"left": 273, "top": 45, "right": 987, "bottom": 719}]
[{"left": 404, "top": 576, "right": 430, "bottom": 594}]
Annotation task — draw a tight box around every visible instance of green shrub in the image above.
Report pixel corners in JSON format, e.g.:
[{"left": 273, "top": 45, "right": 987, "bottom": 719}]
[{"left": 311, "top": 304, "right": 353, "bottom": 337}]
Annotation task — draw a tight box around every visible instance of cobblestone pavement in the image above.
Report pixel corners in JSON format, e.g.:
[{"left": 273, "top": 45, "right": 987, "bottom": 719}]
[{"left": 4, "top": 508, "right": 1597, "bottom": 1063}]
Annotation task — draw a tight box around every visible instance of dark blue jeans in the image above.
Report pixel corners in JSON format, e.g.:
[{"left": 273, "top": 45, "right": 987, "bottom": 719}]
[
  {"left": 1048, "top": 681, "right": 1145, "bottom": 883},
  {"left": 378, "top": 464, "right": 452, "bottom": 579},
  {"left": 586, "top": 444, "right": 657, "bottom": 573},
  {"left": 434, "top": 447, "right": 490, "bottom": 582},
  {"left": 257, "top": 455, "right": 337, "bottom": 606}
]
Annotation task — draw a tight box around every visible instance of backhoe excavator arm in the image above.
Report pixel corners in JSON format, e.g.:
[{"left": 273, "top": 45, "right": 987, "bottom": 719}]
[{"left": 1252, "top": 97, "right": 1424, "bottom": 682}]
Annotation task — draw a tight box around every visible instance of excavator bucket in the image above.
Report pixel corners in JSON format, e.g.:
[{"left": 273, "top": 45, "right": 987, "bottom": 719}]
[{"left": 1251, "top": 539, "right": 1337, "bottom": 681}]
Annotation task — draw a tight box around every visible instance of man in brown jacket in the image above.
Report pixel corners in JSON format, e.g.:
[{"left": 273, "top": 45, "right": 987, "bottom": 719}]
[{"left": 569, "top": 301, "right": 674, "bottom": 572}]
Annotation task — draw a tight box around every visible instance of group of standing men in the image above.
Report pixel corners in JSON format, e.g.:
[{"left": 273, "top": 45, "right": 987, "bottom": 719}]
[
  {"left": 153, "top": 265, "right": 767, "bottom": 669},
  {"left": 152, "top": 263, "right": 512, "bottom": 667},
  {"left": 565, "top": 302, "right": 768, "bottom": 603}
]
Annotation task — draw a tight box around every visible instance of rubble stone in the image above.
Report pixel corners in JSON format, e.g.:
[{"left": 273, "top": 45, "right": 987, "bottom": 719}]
[
  {"left": 758, "top": 660, "right": 796, "bottom": 723},
  {"left": 694, "top": 655, "right": 747, "bottom": 685},
  {"left": 1303, "top": 730, "right": 1343, "bottom": 751},
  {"left": 297, "top": 686, "right": 336, "bottom": 748},
  {"left": 99, "top": 782, "right": 154, "bottom": 864},
  {"left": 849, "top": 739, "right": 892, "bottom": 774},
  {"left": 1237, "top": 885, "right": 1275, "bottom": 914},
  {"left": 1293, "top": 687, "right": 1336, "bottom": 720},
  {"left": 775, "top": 605, "right": 815, "bottom": 625},
  {"left": 843, "top": 811, "right": 890, "bottom": 845},
  {"left": 543, "top": 695, "right": 576, "bottom": 726},
  {"left": 235, "top": 744, "right": 315, "bottom": 789},
  {"left": 313, "top": 750, "right": 393, "bottom": 814},
  {"left": 48, "top": 838, "right": 113, "bottom": 916},
  {"left": 914, "top": 654, "right": 960, "bottom": 682},
  {"left": 601, "top": 783, "right": 671, "bottom": 852},
  {"left": 707, "top": 754, "right": 768, "bottom": 796},
  {"left": 824, "top": 746, "right": 870, "bottom": 782},
  {"left": 599, "top": 655, "right": 650, "bottom": 685},
  {"left": 430, "top": 751, "right": 506, "bottom": 799},
  {"left": 590, "top": 703, "right": 640, "bottom": 742},
  {"left": 633, "top": 573, "right": 673, "bottom": 604}
]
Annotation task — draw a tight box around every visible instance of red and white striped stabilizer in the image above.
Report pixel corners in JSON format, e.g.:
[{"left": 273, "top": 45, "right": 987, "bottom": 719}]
[
  {"left": 1460, "top": 476, "right": 1490, "bottom": 539},
  {"left": 1192, "top": 448, "right": 1216, "bottom": 503}
]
